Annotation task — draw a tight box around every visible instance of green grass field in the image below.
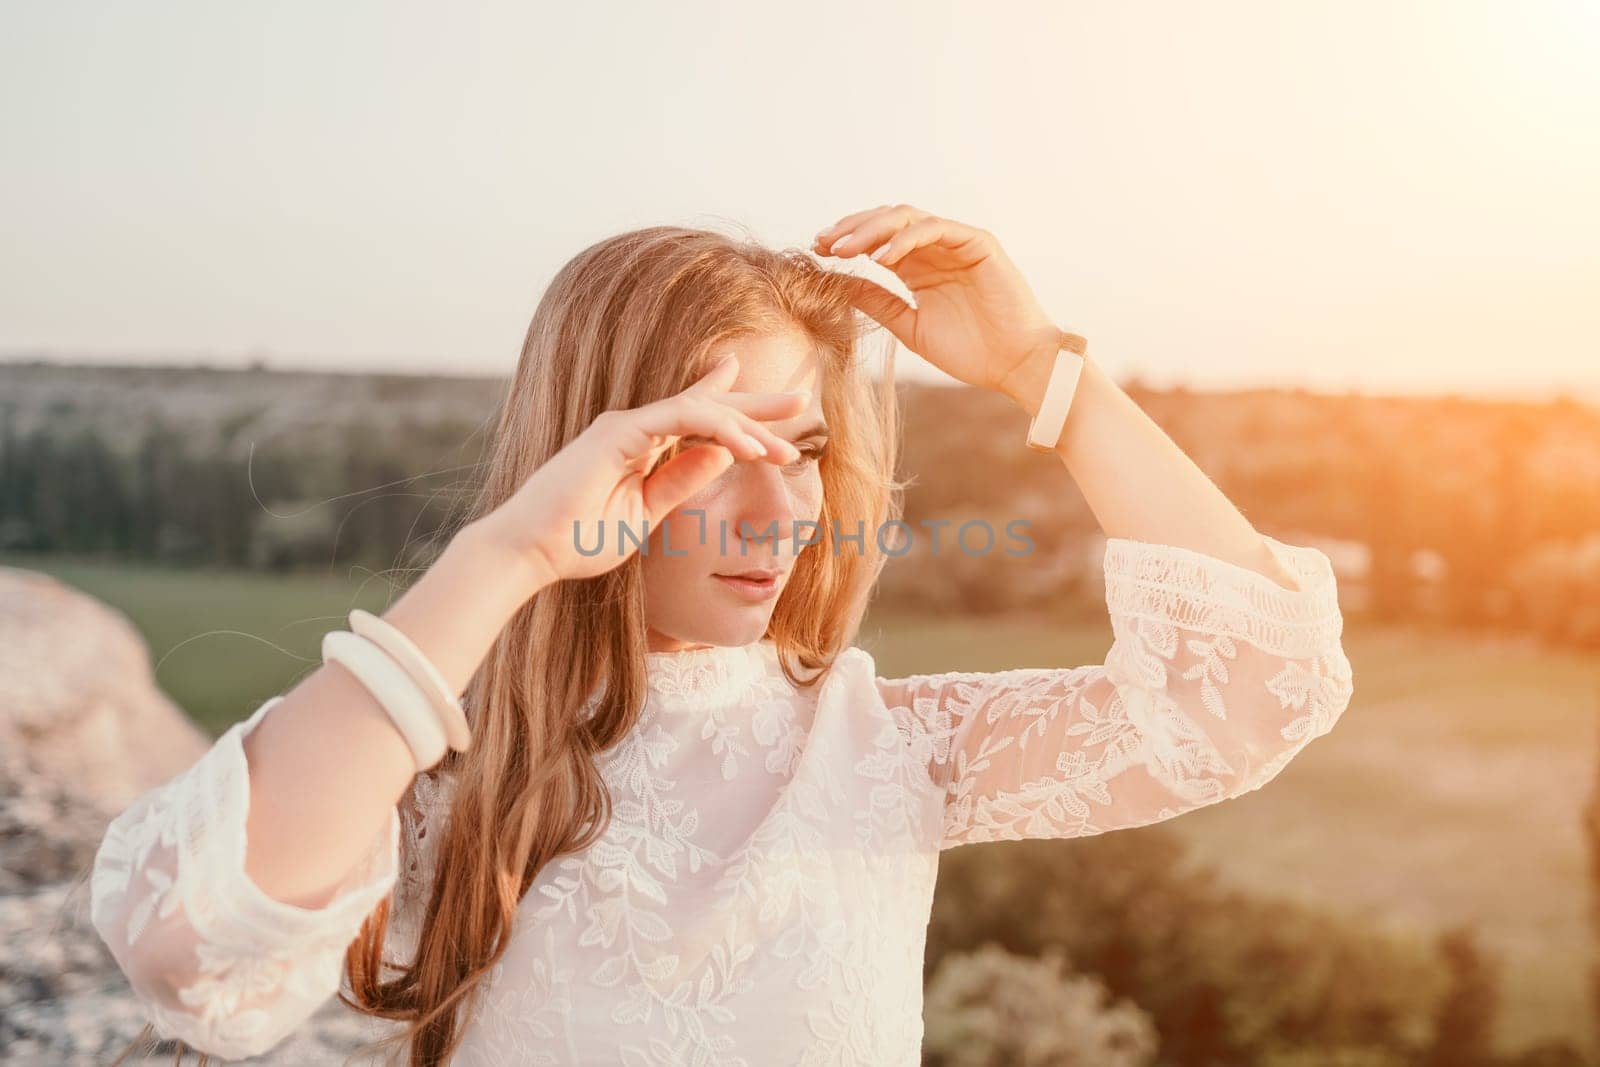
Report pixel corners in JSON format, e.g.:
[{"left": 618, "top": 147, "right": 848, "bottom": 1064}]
[
  {"left": 3, "top": 552, "right": 406, "bottom": 734},
  {"left": 10, "top": 553, "right": 1596, "bottom": 1057}
]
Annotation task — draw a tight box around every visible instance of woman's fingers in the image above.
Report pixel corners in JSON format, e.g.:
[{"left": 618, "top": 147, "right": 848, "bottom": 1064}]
[
  {"left": 691, "top": 353, "right": 743, "bottom": 392},
  {"left": 587, "top": 352, "right": 808, "bottom": 473},
  {"left": 812, "top": 205, "right": 891, "bottom": 250},
  {"left": 813, "top": 204, "right": 931, "bottom": 257},
  {"left": 813, "top": 204, "right": 910, "bottom": 250},
  {"left": 685, "top": 394, "right": 805, "bottom": 461},
  {"left": 829, "top": 209, "right": 944, "bottom": 262},
  {"left": 669, "top": 390, "right": 811, "bottom": 456},
  {"left": 716, "top": 389, "right": 812, "bottom": 419},
  {"left": 608, "top": 392, "right": 801, "bottom": 465},
  {"left": 863, "top": 215, "right": 979, "bottom": 268},
  {"left": 640, "top": 444, "right": 735, "bottom": 521},
  {"left": 676, "top": 357, "right": 808, "bottom": 455},
  {"left": 684, "top": 353, "right": 808, "bottom": 428}
]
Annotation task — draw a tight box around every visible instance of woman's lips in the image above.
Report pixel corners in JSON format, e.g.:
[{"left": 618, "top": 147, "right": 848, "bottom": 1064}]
[{"left": 713, "top": 572, "right": 781, "bottom": 601}]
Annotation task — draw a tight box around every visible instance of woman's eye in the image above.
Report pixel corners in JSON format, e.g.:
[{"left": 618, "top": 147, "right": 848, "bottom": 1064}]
[{"left": 786, "top": 444, "right": 825, "bottom": 467}]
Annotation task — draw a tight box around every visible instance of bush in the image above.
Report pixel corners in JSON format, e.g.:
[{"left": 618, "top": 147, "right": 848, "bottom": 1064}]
[
  {"left": 927, "top": 831, "right": 1448, "bottom": 1065},
  {"left": 924, "top": 942, "right": 1158, "bottom": 1067}
]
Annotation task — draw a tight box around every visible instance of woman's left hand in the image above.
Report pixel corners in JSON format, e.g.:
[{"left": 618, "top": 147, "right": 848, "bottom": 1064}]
[{"left": 811, "top": 204, "right": 1066, "bottom": 402}]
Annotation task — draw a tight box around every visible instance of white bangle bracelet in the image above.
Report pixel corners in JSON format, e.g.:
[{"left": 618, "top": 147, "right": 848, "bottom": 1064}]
[
  {"left": 348, "top": 609, "right": 472, "bottom": 752},
  {"left": 1024, "top": 333, "right": 1090, "bottom": 454},
  {"left": 322, "top": 629, "right": 449, "bottom": 773}
]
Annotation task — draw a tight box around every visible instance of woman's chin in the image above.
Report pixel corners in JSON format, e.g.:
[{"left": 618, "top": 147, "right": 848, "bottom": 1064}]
[{"left": 686, "top": 610, "right": 775, "bottom": 649}]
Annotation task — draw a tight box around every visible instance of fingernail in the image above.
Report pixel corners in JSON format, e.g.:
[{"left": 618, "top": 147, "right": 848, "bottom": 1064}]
[
  {"left": 829, "top": 232, "right": 854, "bottom": 254},
  {"left": 870, "top": 244, "right": 891, "bottom": 262},
  {"left": 741, "top": 432, "right": 766, "bottom": 455}
]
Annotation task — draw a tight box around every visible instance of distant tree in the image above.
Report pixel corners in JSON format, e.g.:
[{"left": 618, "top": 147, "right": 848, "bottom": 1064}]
[
  {"left": 1360, "top": 420, "right": 1415, "bottom": 621},
  {"left": 1501, "top": 1039, "right": 1591, "bottom": 1067},
  {"left": 1588, "top": 689, "right": 1600, "bottom": 1061},
  {"left": 1424, "top": 925, "right": 1500, "bottom": 1067}
]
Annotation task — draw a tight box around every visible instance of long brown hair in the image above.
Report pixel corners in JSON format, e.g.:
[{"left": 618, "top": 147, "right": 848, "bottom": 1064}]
[{"left": 341, "top": 225, "right": 904, "bottom": 1064}]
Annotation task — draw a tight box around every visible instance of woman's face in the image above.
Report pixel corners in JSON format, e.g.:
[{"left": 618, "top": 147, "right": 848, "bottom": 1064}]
[{"left": 641, "top": 330, "right": 828, "bottom": 652}]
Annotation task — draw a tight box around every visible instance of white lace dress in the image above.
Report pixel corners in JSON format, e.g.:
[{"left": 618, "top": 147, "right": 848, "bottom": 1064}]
[{"left": 89, "top": 534, "right": 1355, "bottom": 1064}]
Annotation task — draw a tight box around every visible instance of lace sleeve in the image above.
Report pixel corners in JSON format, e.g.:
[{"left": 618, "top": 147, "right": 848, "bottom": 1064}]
[
  {"left": 88, "top": 696, "right": 403, "bottom": 1060},
  {"left": 877, "top": 534, "right": 1355, "bottom": 850}
]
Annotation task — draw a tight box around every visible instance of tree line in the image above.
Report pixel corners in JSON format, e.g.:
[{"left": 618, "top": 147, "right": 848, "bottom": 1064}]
[{"left": 3, "top": 366, "right": 1598, "bottom": 648}]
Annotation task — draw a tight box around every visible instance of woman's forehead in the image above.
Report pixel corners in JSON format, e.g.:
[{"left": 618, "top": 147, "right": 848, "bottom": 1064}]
[{"left": 707, "top": 331, "right": 821, "bottom": 393}]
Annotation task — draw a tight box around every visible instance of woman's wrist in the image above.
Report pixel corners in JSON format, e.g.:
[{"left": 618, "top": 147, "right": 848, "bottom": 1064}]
[
  {"left": 998, "top": 328, "right": 1075, "bottom": 418},
  {"left": 375, "top": 520, "right": 554, "bottom": 702},
  {"left": 997, "top": 339, "right": 1125, "bottom": 465},
  {"left": 455, "top": 514, "right": 561, "bottom": 598}
]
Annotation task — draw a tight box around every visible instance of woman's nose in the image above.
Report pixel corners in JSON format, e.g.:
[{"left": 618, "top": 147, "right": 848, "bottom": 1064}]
[{"left": 730, "top": 460, "right": 801, "bottom": 548}]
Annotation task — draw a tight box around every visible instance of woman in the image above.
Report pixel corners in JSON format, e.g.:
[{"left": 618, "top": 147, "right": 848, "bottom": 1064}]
[{"left": 91, "top": 204, "right": 1355, "bottom": 1065}]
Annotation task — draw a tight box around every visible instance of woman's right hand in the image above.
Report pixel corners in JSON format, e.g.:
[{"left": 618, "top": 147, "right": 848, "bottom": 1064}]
[{"left": 476, "top": 354, "right": 808, "bottom": 584}]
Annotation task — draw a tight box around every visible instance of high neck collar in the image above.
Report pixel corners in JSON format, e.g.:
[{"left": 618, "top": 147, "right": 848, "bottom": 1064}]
[{"left": 643, "top": 637, "right": 772, "bottom": 703}]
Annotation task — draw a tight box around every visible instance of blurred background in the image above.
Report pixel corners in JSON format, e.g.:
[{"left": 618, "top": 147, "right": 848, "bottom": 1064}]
[{"left": 2, "top": 2, "right": 1597, "bottom": 1064}]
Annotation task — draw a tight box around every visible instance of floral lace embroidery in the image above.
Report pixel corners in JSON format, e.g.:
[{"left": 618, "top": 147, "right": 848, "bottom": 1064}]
[{"left": 881, "top": 535, "right": 1355, "bottom": 848}]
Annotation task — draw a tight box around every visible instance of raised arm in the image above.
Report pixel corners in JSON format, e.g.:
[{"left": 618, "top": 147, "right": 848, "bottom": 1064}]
[
  {"left": 810, "top": 205, "right": 1358, "bottom": 852},
  {"left": 871, "top": 325, "right": 1355, "bottom": 850},
  {"left": 878, "top": 532, "right": 1353, "bottom": 849},
  {"left": 88, "top": 520, "right": 550, "bottom": 1059}
]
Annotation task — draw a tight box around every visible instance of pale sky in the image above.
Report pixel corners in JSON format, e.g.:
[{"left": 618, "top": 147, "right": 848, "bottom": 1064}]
[{"left": 2, "top": 1, "right": 1596, "bottom": 400}]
